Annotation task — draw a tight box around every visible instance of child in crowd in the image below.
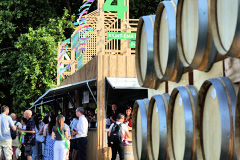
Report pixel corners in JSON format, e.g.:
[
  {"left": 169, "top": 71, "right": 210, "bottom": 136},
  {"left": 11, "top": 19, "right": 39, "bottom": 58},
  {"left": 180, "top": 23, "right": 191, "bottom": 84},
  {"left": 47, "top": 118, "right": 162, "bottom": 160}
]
[{"left": 124, "top": 106, "right": 132, "bottom": 127}]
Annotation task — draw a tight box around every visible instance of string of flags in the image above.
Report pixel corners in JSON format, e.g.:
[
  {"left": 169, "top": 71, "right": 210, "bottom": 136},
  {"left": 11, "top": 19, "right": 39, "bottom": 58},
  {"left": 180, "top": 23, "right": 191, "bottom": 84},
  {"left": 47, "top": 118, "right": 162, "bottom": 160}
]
[{"left": 57, "top": 0, "right": 96, "bottom": 80}]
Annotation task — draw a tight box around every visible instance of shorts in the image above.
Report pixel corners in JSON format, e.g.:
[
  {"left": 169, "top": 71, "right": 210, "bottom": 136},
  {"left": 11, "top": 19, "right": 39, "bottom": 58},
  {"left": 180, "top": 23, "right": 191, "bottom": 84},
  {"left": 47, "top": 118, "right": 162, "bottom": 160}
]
[
  {"left": 24, "top": 145, "right": 33, "bottom": 156},
  {"left": 0, "top": 139, "right": 13, "bottom": 160},
  {"left": 12, "top": 146, "right": 18, "bottom": 155}
]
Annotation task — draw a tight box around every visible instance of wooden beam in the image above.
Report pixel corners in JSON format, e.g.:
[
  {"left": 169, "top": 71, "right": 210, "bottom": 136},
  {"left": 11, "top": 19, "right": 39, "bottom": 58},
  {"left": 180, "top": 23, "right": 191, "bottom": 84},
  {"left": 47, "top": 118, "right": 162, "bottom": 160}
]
[
  {"left": 97, "top": 0, "right": 106, "bottom": 159},
  {"left": 120, "top": 0, "right": 130, "bottom": 55},
  {"left": 97, "top": 55, "right": 105, "bottom": 160}
]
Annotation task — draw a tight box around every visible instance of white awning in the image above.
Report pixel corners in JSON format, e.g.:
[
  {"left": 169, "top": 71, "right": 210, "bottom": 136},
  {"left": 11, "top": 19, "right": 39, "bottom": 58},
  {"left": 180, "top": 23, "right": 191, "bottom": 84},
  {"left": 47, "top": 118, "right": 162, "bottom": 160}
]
[{"left": 106, "top": 77, "right": 145, "bottom": 89}]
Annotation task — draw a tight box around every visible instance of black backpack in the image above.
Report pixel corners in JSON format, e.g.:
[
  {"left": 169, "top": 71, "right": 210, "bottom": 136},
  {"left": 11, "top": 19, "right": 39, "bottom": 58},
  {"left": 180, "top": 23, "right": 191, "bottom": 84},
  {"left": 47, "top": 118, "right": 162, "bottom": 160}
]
[
  {"left": 10, "top": 122, "right": 18, "bottom": 139},
  {"left": 110, "top": 123, "right": 123, "bottom": 145}
]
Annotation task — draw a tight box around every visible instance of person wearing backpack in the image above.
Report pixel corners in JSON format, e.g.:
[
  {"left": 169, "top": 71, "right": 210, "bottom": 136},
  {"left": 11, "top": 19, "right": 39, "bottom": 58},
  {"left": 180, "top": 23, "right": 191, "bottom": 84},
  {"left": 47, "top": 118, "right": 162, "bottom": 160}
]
[
  {"left": 0, "top": 105, "right": 17, "bottom": 160},
  {"left": 108, "top": 113, "right": 130, "bottom": 160},
  {"left": 11, "top": 113, "right": 22, "bottom": 160}
]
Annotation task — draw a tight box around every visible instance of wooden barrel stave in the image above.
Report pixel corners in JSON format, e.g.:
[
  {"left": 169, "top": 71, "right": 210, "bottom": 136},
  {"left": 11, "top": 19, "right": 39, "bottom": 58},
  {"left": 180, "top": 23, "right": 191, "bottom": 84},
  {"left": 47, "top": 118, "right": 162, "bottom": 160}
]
[
  {"left": 154, "top": 1, "right": 184, "bottom": 82},
  {"left": 147, "top": 93, "right": 170, "bottom": 160},
  {"left": 176, "top": 0, "right": 217, "bottom": 71},
  {"left": 235, "top": 85, "right": 240, "bottom": 159},
  {"left": 208, "top": 0, "right": 240, "bottom": 57},
  {"left": 132, "top": 98, "right": 149, "bottom": 160},
  {"left": 219, "top": 77, "right": 237, "bottom": 160},
  {"left": 196, "top": 77, "right": 236, "bottom": 160},
  {"left": 168, "top": 85, "right": 198, "bottom": 160},
  {"left": 136, "top": 15, "right": 161, "bottom": 89}
]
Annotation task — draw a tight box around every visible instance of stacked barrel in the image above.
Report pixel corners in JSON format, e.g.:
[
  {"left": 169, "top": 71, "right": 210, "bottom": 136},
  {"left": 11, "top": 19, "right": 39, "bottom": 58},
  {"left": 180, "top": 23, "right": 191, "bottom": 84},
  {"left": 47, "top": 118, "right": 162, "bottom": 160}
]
[{"left": 133, "top": 0, "right": 240, "bottom": 159}]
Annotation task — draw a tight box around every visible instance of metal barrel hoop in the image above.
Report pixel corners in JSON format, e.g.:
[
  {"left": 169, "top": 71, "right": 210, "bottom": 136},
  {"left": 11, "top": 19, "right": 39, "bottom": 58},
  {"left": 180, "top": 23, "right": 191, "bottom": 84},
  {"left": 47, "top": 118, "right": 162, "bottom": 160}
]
[
  {"left": 147, "top": 94, "right": 170, "bottom": 160},
  {"left": 154, "top": 1, "right": 183, "bottom": 82},
  {"left": 136, "top": 15, "right": 157, "bottom": 88},
  {"left": 196, "top": 77, "right": 236, "bottom": 159},
  {"left": 167, "top": 85, "right": 198, "bottom": 160},
  {"left": 176, "top": 0, "right": 217, "bottom": 71}
]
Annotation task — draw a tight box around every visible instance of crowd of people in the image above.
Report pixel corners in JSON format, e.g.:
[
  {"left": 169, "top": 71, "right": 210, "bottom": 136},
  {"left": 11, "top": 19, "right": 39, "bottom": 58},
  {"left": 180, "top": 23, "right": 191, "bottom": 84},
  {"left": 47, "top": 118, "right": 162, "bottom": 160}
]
[
  {"left": 106, "top": 104, "right": 132, "bottom": 128},
  {"left": 0, "top": 105, "right": 88, "bottom": 160},
  {"left": 0, "top": 103, "right": 133, "bottom": 160}
]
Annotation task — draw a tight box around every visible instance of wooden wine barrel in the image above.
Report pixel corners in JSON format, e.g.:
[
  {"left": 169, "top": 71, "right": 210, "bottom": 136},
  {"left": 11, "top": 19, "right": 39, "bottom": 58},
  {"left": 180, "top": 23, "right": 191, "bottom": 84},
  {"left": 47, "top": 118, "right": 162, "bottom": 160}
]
[
  {"left": 147, "top": 93, "right": 170, "bottom": 160},
  {"left": 196, "top": 77, "right": 237, "bottom": 160},
  {"left": 132, "top": 98, "right": 150, "bottom": 160},
  {"left": 235, "top": 86, "right": 240, "bottom": 159},
  {"left": 136, "top": 15, "right": 161, "bottom": 89},
  {"left": 154, "top": 1, "right": 183, "bottom": 82},
  {"left": 176, "top": 0, "right": 217, "bottom": 71},
  {"left": 167, "top": 85, "right": 198, "bottom": 160},
  {"left": 208, "top": 0, "right": 240, "bottom": 57}
]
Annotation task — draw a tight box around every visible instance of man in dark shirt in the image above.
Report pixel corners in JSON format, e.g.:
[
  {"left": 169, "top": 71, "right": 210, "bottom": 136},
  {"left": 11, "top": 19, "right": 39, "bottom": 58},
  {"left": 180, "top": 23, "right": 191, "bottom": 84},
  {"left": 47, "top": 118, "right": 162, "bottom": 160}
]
[
  {"left": 110, "top": 104, "right": 118, "bottom": 124},
  {"left": 18, "top": 110, "right": 35, "bottom": 160}
]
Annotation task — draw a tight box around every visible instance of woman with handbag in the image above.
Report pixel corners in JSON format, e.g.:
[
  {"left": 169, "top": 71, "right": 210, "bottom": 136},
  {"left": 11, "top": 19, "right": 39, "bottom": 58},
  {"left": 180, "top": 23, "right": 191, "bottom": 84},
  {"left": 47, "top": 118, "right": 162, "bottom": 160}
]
[
  {"left": 32, "top": 114, "right": 43, "bottom": 160},
  {"left": 52, "top": 115, "right": 70, "bottom": 160}
]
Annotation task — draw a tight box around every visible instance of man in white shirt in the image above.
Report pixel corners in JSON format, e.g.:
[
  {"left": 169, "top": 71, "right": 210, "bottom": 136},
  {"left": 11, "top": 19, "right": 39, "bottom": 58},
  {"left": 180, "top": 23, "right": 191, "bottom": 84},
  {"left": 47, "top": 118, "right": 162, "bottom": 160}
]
[
  {"left": 108, "top": 113, "right": 130, "bottom": 160},
  {"left": 72, "top": 107, "right": 88, "bottom": 160}
]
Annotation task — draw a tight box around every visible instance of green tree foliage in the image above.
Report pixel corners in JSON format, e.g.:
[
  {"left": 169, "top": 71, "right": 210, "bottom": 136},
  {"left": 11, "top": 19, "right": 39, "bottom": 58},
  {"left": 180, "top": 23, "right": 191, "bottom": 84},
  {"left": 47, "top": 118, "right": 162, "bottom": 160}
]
[
  {"left": 0, "top": 1, "right": 74, "bottom": 111},
  {"left": 0, "top": 0, "right": 162, "bottom": 112},
  {"left": 0, "top": 0, "right": 57, "bottom": 109}
]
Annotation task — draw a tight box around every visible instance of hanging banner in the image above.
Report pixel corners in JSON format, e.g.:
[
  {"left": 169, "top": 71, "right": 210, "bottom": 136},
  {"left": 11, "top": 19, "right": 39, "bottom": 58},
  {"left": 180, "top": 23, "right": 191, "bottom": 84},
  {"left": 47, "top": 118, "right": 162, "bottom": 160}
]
[
  {"left": 71, "top": 32, "right": 79, "bottom": 50},
  {"left": 107, "top": 32, "right": 136, "bottom": 40},
  {"left": 78, "top": 55, "right": 83, "bottom": 69},
  {"left": 58, "top": 46, "right": 68, "bottom": 61},
  {"left": 129, "top": 41, "right": 136, "bottom": 48},
  {"left": 58, "top": 64, "right": 71, "bottom": 76},
  {"left": 58, "top": 0, "right": 96, "bottom": 81},
  {"left": 61, "top": 38, "right": 70, "bottom": 45},
  {"left": 76, "top": 49, "right": 81, "bottom": 58},
  {"left": 72, "top": 0, "right": 96, "bottom": 62}
]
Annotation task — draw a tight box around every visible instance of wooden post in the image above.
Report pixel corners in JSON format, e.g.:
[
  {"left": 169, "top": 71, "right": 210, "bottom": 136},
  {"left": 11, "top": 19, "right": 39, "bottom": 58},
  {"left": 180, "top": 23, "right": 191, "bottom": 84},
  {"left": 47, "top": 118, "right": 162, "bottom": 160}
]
[
  {"left": 97, "top": 1, "right": 105, "bottom": 56},
  {"left": 97, "top": 0, "right": 106, "bottom": 159},
  {"left": 121, "top": 0, "right": 130, "bottom": 55},
  {"left": 97, "top": 56, "right": 106, "bottom": 160}
]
